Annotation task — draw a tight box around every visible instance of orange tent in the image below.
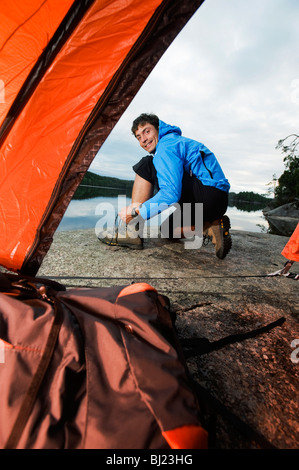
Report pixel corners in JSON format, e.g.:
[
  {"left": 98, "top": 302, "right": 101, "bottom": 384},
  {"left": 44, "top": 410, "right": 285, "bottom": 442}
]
[
  {"left": 281, "top": 222, "right": 299, "bottom": 262},
  {"left": 0, "top": 0, "right": 205, "bottom": 275}
]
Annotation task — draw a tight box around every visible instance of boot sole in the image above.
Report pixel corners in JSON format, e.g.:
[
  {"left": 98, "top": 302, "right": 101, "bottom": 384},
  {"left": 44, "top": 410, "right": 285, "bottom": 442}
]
[
  {"left": 118, "top": 241, "right": 144, "bottom": 250},
  {"left": 98, "top": 237, "right": 118, "bottom": 246},
  {"left": 216, "top": 215, "right": 232, "bottom": 259}
]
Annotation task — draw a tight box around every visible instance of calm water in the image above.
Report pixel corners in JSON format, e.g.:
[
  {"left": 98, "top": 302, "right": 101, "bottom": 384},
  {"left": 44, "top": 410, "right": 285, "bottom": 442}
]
[{"left": 57, "top": 195, "right": 269, "bottom": 233}]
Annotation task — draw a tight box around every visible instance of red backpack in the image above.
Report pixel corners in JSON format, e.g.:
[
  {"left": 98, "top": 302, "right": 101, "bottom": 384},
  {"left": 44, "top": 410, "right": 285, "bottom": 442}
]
[{"left": 0, "top": 273, "right": 208, "bottom": 449}]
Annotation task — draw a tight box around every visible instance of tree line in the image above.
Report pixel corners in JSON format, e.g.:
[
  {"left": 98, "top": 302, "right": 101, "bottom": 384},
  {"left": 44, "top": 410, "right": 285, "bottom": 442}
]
[
  {"left": 73, "top": 171, "right": 134, "bottom": 199},
  {"left": 271, "top": 134, "right": 299, "bottom": 206}
]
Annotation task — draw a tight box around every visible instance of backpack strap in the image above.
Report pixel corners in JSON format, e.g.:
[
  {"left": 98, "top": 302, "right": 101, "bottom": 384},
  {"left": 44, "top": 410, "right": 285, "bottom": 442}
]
[
  {"left": 4, "top": 285, "right": 64, "bottom": 449},
  {"left": 181, "top": 316, "right": 286, "bottom": 359},
  {"left": 0, "top": 272, "right": 66, "bottom": 293}
]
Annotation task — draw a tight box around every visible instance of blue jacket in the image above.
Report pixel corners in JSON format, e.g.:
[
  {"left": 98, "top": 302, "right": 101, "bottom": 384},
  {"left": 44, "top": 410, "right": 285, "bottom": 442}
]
[{"left": 138, "top": 120, "right": 230, "bottom": 220}]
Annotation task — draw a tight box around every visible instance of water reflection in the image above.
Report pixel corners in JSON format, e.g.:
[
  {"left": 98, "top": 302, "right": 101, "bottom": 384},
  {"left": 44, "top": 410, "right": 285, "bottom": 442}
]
[{"left": 227, "top": 205, "right": 267, "bottom": 233}]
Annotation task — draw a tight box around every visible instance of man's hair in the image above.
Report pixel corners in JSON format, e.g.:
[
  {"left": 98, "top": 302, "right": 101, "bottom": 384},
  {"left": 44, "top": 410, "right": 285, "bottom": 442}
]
[{"left": 131, "top": 113, "right": 159, "bottom": 136}]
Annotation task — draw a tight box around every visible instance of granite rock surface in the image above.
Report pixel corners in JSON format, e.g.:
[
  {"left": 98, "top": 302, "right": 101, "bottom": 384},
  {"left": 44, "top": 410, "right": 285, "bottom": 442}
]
[{"left": 38, "top": 228, "right": 299, "bottom": 449}]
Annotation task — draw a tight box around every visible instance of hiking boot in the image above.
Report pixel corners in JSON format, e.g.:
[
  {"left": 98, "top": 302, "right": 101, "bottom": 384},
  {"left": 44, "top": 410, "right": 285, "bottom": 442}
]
[
  {"left": 117, "top": 233, "right": 144, "bottom": 250},
  {"left": 205, "top": 215, "right": 232, "bottom": 259},
  {"left": 97, "top": 226, "right": 118, "bottom": 246},
  {"left": 98, "top": 222, "right": 144, "bottom": 250},
  {"left": 117, "top": 222, "right": 144, "bottom": 250}
]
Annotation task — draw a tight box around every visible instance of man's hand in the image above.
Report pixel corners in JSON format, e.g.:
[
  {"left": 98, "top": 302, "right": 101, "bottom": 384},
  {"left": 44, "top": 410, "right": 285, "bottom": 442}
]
[{"left": 118, "top": 204, "right": 140, "bottom": 223}]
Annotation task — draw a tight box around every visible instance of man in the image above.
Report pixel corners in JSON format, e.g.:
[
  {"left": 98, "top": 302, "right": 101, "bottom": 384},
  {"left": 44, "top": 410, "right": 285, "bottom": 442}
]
[{"left": 99, "top": 113, "right": 232, "bottom": 259}]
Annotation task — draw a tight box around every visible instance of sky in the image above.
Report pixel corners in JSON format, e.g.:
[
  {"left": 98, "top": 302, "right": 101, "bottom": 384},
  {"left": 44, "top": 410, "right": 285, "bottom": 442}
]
[{"left": 89, "top": 0, "right": 299, "bottom": 195}]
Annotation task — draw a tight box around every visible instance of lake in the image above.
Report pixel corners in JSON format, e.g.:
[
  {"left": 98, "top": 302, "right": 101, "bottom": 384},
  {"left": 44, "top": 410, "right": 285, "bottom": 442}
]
[{"left": 57, "top": 194, "right": 269, "bottom": 234}]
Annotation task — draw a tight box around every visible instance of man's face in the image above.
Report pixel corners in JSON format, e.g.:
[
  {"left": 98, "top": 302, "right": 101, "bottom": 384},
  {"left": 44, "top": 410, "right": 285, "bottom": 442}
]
[{"left": 135, "top": 123, "right": 159, "bottom": 154}]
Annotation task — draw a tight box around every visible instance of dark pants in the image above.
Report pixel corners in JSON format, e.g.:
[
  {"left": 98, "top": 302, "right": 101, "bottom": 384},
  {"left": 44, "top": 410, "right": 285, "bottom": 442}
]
[{"left": 133, "top": 156, "right": 228, "bottom": 237}]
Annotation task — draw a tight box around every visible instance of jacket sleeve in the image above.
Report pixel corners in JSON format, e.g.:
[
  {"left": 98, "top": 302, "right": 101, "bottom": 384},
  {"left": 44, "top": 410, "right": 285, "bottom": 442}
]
[{"left": 139, "top": 139, "right": 185, "bottom": 220}]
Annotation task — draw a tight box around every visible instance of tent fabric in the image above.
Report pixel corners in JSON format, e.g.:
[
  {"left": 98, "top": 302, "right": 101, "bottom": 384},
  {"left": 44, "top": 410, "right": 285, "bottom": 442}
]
[
  {"left": 0, "top": 0, "right": 76, "bottom": 130},
  {"left": 0, "top": 0, "right": 205, "bottom": 275},
  {"left": 281, "top": 222, "right": 299, "bottom": 262},
  {"left": 0, "top": 1, "right": 100, "bottom": 148}
]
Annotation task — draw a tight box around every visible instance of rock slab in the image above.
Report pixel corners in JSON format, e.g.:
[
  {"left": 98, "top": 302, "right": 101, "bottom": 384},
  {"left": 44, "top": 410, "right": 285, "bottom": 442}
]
[{"left": 37, "top": 228, "right": 299, "bottom": 449}]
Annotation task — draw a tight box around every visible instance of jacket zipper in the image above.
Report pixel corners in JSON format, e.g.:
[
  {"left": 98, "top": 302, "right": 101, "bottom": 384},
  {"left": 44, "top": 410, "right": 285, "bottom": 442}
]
[{"left": 200, "top": 151, "right": 213, "bottom": 179}]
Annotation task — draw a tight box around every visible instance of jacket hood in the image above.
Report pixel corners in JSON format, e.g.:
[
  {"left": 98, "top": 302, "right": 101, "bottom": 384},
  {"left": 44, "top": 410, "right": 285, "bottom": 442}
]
[{"left": 158, "top": 120, "right": 182, "bottom": 140}]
